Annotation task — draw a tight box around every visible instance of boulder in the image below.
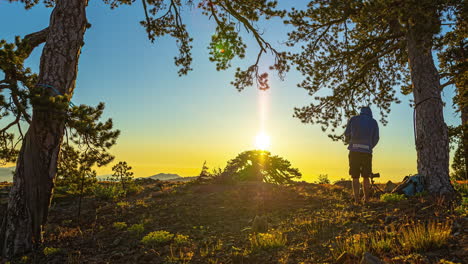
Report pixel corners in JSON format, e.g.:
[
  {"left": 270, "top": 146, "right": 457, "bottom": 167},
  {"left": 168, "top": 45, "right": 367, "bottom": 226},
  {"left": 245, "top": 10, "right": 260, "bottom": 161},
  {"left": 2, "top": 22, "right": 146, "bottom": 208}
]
[
  {"left": 252, "top": 215, "right": 268, "bottom": 233},
  {"left": 360, "top": 252, "right": 384, "bottom": 264}
]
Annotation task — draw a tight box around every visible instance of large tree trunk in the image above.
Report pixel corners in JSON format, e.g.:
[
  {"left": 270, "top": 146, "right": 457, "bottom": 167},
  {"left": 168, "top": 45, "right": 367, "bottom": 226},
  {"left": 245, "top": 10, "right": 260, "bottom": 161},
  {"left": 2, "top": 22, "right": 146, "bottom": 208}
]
[
  {"left": 0, "top": 0, "right": 88, "bottom": 258},
  {"left": 462, "top": 104, "right": 468, "bottom": 180},
  {"left": 406, "top": 26, "right": 455, "bottom": 195}
]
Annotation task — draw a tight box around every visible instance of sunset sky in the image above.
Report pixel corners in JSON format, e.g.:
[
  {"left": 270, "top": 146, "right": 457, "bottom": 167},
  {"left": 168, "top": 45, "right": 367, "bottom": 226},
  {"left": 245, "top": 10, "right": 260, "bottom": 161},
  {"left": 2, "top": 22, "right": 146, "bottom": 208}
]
[{"left": 0, "top": 1, "right": 461, "bottom": 182}]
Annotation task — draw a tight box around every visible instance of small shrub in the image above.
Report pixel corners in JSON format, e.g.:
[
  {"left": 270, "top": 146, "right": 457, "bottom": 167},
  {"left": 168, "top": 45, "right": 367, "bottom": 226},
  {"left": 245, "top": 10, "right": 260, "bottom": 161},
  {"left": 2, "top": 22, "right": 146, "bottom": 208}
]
[
  {"left": 369, "top": 230, "right": 397, "bottom": 254},
  {"left": 113, "top": 222, "right": 127, "bottom": 230},
  {"left": 250, "top": 230, "right": 287, "bottom": 251},
  {"left": 141, "top": 230, "right": 173, "bottom": 247},
  {"left": 20, "top": 256, "right": 29, "bottom": 263},
  {"left": 135, "top": 199, "right": 148, "bottom": 207},
  {"left": 126, "top": 182, "right": 143, "bottom": 195},
  {"left": 380, "top": 193, "right": 406, "bottom": 202},
  {"left": 454, "top": 197, "right": 467, "bottom": 215},
  {"left": 43, "top": 247, "right": 61, "bottom": 256},
  {"left": 92, "top": 184, "right": 125, "bottom": 201},
  {"left": 174, "top": 234, "right": 190, "bottom": 245},
  {"left": 333, "top": 233, "right": 369, "bottom": 258},
  {"left": 399, "top": 221, "right": 452, "bottom": 252},
  {"left": 117, "top": 201, "right": 130, "bottom": 208},
  {"left": 128, "top": 224, "right": 145, "bottom": 237},
  {"left": 315, "top": 174, "right": 330, "bottom": 184},
  {"left": 453, "top": 181, "right": 468, "bottom": 197}
]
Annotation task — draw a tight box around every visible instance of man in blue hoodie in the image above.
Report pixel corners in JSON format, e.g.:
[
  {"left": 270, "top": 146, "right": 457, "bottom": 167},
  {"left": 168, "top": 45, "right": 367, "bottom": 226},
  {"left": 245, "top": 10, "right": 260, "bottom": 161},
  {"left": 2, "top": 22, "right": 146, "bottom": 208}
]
[{"left": 344, "top": 106, "right": 379, "bottom": 203}]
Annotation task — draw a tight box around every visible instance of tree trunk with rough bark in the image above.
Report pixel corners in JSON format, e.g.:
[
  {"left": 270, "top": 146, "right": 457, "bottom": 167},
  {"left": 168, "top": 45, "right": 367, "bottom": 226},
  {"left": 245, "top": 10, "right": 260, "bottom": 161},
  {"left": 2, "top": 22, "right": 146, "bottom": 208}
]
[
  {"left": 462, "top": 105, "right": 468, "bottom": 180},
  {"left": 406, "top": 26, "right": 455, "bottom": 195},
  {"left": 0, "top": 0, "right": 88, "bottom": 258}
]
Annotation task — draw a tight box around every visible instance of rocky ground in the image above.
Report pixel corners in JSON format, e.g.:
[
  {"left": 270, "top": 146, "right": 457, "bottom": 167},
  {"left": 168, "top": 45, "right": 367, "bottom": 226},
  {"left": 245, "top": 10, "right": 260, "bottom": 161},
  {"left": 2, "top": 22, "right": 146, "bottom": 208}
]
[{"left": 0, "top": 179, "right": 466, "bottom": 264}]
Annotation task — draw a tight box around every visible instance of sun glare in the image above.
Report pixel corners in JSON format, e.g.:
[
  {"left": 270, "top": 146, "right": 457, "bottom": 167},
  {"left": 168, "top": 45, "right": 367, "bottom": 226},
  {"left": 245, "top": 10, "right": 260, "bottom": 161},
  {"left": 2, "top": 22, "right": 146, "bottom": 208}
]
[{"left": 255, "top": 132, "right": 271, "bottom": 150}]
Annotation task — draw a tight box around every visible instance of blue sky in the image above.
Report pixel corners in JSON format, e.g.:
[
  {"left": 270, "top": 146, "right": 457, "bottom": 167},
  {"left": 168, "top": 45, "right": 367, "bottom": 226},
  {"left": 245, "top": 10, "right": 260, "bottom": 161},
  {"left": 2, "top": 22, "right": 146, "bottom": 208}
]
[{"left": 0, "top": 1, "right": 461, "bottom": 182}]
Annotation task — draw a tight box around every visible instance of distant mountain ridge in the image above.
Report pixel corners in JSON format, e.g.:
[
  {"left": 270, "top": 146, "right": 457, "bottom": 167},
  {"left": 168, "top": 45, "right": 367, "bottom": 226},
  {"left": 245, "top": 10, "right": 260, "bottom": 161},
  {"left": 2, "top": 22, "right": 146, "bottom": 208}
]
[
  {"left": 143, "top": 173, "right": 197, "bottom": 182},
  {"left": 0, "top": 169, "right": 197, "bottom": 183},
  {"left": 146, "top": 173, "right": 182, "bottom": 181}
]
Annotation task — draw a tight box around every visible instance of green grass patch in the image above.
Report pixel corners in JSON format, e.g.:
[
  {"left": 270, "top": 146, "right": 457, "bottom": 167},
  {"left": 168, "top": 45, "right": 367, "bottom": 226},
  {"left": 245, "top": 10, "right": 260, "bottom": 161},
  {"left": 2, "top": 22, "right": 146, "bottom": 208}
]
[
  {"left": 112, "top": 222, "right": 127, "bottom": 230},
  {"left": 141, "top": 230, "right": 173, "bottom": 247},
  {"left": 380, "top": 193, "right": 406, "bottom": 202},
  {"left": 128, "top": 223, "right": 145, "bottom": 237},
  {"left": 174, "top": 234, "right": 190, "bottom": 245},
  {"left": 250, "top": 230, "right": 287, "bottom": 251},
  {"left": 43, "top": 247, "right": 61, "bottom": 256}
]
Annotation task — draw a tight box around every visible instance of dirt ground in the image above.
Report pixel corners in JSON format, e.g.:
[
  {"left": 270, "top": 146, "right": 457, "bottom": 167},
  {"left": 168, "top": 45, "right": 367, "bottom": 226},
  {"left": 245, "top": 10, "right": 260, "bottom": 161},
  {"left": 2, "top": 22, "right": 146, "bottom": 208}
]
[{"left": 0, "top": 180, "right": 466, "bottom": 264}]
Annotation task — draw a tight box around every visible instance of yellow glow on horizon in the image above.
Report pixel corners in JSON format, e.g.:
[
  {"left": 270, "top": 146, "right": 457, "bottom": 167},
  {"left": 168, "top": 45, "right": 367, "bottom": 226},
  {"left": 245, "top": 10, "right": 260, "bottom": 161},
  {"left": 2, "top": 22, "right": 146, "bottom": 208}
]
[{"left": 255, "top": 132, "right": 271, "bottom": 150}]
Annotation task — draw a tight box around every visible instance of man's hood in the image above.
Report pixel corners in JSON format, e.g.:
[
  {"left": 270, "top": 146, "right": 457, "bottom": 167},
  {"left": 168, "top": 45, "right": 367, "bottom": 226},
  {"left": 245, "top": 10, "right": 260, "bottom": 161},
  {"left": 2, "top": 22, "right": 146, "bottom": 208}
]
[{"left": 360, "top": 107, "right": 372, "bottom": 117}]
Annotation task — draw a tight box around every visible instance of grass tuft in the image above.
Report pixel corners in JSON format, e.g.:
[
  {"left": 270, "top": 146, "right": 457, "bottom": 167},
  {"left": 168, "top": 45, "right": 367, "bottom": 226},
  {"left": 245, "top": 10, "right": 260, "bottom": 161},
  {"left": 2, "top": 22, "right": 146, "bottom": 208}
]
[
  {"left": 43, "top": 247, "right": 61, "bottom": 256},
  {"left": 399, "top": 221, "right": 452, "bottom": 252},
  {"left": 250, "top": 230, "right": 287, "bottom": 251},
  {"left": 174, "top": 234, "right": 191, "bottom": 245},
  {"left": 380, "top": 193, "right": 406, "bottom": 202},
  {"left": 332, "top": 221, "right": 452, "bottom": 258},
  {"left": 141, "top": 230, "right": 173, "bottom": 247},
  {"left": 127, "top": 223, "right": 145, "bottom": 237},
  {"left": 112, "top": 221, "right": 127, "bottom": 230}
]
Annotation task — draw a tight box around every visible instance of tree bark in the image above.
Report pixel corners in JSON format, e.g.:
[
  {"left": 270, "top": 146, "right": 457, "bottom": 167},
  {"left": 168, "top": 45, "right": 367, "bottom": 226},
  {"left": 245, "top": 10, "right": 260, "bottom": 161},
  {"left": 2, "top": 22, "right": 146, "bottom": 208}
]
[
  {"left": 462, "top": 105, "right": 468, "bottom": 180},
  {"left": 406, "top": 26, "right": 455, "bottom": 195},
  {"left": 0, "top": 0, "right": 88, "bottom": 258}
]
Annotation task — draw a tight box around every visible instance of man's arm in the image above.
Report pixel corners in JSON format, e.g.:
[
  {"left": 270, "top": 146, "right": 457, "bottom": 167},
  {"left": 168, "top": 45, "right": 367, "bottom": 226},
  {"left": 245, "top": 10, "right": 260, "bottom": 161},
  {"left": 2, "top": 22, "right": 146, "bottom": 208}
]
[
  {"left": 344, "top": 118, "right": 353, "bottom": 144},
  {"left": 372, "top": 121, "right": 380, "bottom": 148}
]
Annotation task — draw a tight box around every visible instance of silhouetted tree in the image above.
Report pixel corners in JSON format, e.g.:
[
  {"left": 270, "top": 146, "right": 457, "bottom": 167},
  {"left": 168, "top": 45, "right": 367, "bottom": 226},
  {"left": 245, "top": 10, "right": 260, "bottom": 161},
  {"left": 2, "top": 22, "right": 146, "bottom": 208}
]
[
  {"left": 315, "top": 174, "right": 330, "bottom": 185},
  {"left": 111, "top": 161, "right": 134, "bottom": 191},
  {"left": 221, "top": 150, "right": 301, "bottom": 185},
  {"left": 0, "top": 0, "right": 287, "bottom": 257},
  {"left": 197, "top": 161, "right": 212, "bottom": 182},
  {"left": 286, "top": 0, "right": 464, "bottom": 195}
]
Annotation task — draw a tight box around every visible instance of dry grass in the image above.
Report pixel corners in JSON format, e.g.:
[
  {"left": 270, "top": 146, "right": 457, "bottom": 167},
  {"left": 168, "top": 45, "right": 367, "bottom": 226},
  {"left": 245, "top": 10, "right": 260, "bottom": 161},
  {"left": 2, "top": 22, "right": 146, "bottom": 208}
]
[
  {"left": 399, "top": 221, "right": 452, "bottom": 252},
  {"left": 332, "top": 220, "right": 453, "bottom": 259}
]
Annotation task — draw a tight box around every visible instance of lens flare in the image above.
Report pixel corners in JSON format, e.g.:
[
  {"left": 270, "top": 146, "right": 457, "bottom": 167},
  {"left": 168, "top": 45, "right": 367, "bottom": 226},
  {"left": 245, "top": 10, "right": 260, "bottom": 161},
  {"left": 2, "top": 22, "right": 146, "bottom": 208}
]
[{"left": 255, "top": 132, "right": 271, "bottom": 150}]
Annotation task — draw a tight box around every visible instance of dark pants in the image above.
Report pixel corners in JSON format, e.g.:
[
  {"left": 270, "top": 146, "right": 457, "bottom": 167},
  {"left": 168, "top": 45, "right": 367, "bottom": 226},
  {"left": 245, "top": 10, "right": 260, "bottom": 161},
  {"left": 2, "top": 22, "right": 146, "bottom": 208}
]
[{"left": 349, "top": 151, "right": 372, "bottom": 179}]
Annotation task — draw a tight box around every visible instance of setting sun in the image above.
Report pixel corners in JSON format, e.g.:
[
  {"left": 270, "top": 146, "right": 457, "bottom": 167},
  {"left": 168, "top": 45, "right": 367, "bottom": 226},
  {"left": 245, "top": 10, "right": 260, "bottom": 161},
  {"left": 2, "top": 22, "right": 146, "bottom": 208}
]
[{"left": 255, "top": 132, "right": 271, "bottom": 150}]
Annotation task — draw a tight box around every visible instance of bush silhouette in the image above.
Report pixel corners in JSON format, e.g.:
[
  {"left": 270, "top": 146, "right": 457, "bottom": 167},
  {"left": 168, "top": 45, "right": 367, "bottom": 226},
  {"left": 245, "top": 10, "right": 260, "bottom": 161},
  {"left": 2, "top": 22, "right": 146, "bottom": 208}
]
[{"left": 219, "top": 150, "right": 301, "bottom": 185}]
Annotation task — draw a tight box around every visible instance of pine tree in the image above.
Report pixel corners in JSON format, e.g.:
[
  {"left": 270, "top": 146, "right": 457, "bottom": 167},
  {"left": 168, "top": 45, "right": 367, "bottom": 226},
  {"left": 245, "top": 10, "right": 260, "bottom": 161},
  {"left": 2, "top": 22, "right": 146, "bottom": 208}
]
[
  {"left": 0, "top": 0, "right": 286, "bottom": 257},
  {"left": 111, "top": 161, "right": 134, "bottom": 191},
  {"left": 286, "top": 0, "right": 465, "bottom": 195},
  {"left": 221, "top": 150, "right": 302, "bottom": 185}
]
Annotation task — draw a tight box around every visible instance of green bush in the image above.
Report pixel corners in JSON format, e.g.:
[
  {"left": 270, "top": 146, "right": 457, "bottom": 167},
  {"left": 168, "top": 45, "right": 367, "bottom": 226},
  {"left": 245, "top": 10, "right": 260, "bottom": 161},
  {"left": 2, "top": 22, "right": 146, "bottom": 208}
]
[
  {"left": 92, "top": 184, "right": 125, "bottom": 201},
  {"left": 174, "top": 234, "right": 190, "bottom": 245},
  {"left": 141, "top": 230, "right": 173, "bottom": 247},
  {"left": 249, "top": 230, "right": 287, "bottom": 251},
  {"left": 113, "top": 222, "right": 127, "bottom": 230},
  {"left": 380, "top": 193, "right": 406, "bottom": 202},
  {"left": 43, "top": 247, "right": 61, "bottom": 256},
  {"left": 128, "top": 224, "right": 145, "bottom": 237}
]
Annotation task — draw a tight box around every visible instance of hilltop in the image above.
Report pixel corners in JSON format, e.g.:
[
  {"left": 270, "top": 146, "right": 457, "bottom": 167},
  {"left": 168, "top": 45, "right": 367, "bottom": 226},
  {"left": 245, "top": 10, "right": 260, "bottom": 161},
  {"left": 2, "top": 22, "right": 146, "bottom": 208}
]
[{"left": 1, "top": 179, "right": 465, "bottom": 263}]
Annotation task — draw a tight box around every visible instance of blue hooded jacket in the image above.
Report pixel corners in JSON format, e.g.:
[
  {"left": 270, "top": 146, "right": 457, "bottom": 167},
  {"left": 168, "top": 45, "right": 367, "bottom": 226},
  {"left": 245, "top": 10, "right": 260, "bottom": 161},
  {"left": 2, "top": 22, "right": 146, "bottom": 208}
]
[{"left": 344, "top": 107, "right": 379, "bottom": 154}]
